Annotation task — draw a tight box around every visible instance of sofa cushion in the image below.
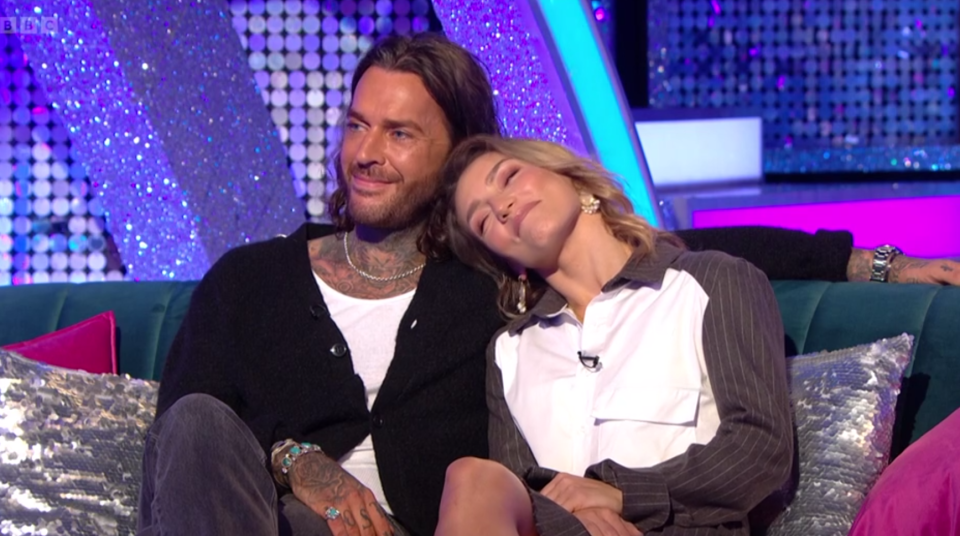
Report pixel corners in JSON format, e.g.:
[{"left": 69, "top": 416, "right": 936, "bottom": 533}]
[
  {"left": 0, "top": 348, "right": 158, "bottom": 535},
  {"left": 0, "top": 281, "right": 198, "bottom": 381},
  {"left": 770, "top": 282, "right": 960, "bottom": 455},
  {"left": 848, "top": 407, "right": 960, "bottom": 536},
  {"left": 3, "top": 311, "right": 117, "bottom": 374},
  {"left": 764, "top": 334, "right": 913, "bottom": 536}
]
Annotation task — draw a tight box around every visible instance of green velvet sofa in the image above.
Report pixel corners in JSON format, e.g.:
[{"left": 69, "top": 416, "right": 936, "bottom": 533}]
[{"left": 1, "top": 279, "right": 958, "bottom": 458}]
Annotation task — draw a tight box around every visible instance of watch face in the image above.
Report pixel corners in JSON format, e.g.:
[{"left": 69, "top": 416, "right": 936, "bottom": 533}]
[{"left": 876, "top": 245, "right": 902, "bottom": 257}]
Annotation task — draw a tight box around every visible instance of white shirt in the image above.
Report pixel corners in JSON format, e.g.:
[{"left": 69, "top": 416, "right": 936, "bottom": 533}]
[
  {"left": 495, "top": 268, "right": 720, "bottom": 475},
  {"left": 314, "top": 272, "right": 415, "bottom": 514}
]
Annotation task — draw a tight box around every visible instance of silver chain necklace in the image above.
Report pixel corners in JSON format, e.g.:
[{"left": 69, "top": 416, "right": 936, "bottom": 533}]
[{"left": 342, "top": 232, "right": 426, "bottom": 282}]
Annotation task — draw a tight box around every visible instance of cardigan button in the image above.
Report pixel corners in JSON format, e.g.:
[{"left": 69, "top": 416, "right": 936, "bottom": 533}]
[
  {"left": 371, "top": 413, "right": 384, "bottom": 428},
  {"left": 329, "top": 343, "right": 348, "bottom": 357}
]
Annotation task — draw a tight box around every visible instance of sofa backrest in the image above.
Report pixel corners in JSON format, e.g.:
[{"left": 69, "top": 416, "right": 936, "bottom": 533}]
[
  {"left": 771, "top": 281, "right": 959, "bottom": 456},
  {"left": 0, "top": 281, "right": 198, "bottom": 381},
  {"left": 1, "top": 280, "right": 958, "bottom": 454}
]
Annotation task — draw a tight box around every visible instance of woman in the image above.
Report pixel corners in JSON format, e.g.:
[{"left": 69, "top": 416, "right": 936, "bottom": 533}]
[{"left": 432, "top": 136, "right": 793, "bottom": 536}]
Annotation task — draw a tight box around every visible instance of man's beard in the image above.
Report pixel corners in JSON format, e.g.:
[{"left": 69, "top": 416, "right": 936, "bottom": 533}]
[{"left": 346, "top": 171, "right": 438, "bottom": 230}]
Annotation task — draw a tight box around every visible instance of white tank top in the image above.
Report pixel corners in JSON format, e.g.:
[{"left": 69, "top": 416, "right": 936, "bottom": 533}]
[{"left": 313, "top": 272, "right": 415, "bottom": 514}]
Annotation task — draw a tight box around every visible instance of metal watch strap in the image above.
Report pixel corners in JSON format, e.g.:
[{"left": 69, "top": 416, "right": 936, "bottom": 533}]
[{"left": 869, "top": 245, "right": 903, "bottom": 283}]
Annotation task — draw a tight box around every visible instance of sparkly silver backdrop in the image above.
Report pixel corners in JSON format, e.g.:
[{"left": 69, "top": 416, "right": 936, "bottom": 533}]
[
  {"left": 228, "top": 0, "right": 434, "bottom": 222},
  {"left": 0, "top": 0, "right": 434, "bottom": 286}
]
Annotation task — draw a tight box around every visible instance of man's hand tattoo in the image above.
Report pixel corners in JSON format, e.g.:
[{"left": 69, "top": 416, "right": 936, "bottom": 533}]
[
  {"left": 342, "top": 510, "right": 357, "bottom": 528},
  {"left": 360, "top": 507, "right": 374, "bottom": 529},
  {"left": 290, "top": 452, "right": 353, "bottom": 503}
]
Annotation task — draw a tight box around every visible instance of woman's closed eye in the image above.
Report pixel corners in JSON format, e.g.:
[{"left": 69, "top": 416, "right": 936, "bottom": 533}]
[{"left": 478, "top": 213, "right": 490, "bottom": 236}]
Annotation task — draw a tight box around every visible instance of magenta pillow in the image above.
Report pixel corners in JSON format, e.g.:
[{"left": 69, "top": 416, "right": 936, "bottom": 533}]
[
  {"left": 2, "top": 311, "right": 118, "bottom": 374},
  {"left": 848, "top": 407, "right": 960, "bottom": 536}
]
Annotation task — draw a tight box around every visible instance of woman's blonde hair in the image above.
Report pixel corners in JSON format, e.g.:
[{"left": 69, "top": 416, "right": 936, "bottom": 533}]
[{"left": 431, "top": 135, "right": 679, "bottom": 318}]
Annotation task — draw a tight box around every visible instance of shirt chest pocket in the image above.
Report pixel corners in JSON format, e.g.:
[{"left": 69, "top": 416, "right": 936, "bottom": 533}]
[{"left": 589, "top": 386, "right": 702, "bottom": 469}]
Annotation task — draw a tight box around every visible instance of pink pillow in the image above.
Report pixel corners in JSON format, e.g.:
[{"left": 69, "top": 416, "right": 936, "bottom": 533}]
[
  {"left": 3, "top": 311, "right": 118, "bottom": 374},
  {"left": 848, "top": 407, "right": 960, "bottom": 536}
]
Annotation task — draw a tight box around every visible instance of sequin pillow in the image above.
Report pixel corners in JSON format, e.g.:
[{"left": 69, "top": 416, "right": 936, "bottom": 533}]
[
  {"left": 0, "top": 348, "right": 158, "bottom": 535},
  {"left": 762, "top": 334, "right": 914, "bottom": 536}
]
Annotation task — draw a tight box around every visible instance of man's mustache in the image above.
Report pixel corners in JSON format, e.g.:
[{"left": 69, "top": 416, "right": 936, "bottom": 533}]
[{"left": 346, "top": 165, "right": 397, "bottom": 182}]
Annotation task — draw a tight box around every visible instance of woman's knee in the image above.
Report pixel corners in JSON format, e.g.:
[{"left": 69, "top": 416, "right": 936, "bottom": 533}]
[
  {"left": 444, "top": 457, "right": 517, "bottom": 490},
  {"left": 440, "top": 458, "right": 534, "bottom": 535}
]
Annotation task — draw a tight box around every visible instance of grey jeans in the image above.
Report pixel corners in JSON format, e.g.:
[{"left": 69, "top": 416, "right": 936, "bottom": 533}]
[{"left": 137, "top": 393, "right": 339, "bottom": 536}]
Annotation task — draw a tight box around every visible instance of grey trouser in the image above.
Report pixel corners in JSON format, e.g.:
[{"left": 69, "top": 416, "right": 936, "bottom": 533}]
[{"left": 137, "top": 393, "right": 406, "bottom": 536}]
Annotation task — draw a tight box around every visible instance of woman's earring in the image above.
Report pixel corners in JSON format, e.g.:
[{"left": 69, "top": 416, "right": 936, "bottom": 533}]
[
  {"left": 580, "top": 194, "right": 600, "bottom": 214},
  {"left": 517, "top": 273, "right": 528, "bottom": 314}
]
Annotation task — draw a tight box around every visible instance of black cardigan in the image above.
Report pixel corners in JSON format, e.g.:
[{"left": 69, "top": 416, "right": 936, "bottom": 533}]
[{"left": 156, "top": 223, "right": 852, "bottom": 535}]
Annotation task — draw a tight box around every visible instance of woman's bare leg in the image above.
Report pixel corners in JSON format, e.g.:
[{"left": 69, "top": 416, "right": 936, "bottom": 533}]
[{"left": 434, "top": 457, "right": 537, "bottom": 536}]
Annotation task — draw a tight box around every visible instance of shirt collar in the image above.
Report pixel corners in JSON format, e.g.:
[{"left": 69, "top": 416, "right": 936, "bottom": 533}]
[{"left": 505, "top": 239, "right": 685, "bottom": 333}]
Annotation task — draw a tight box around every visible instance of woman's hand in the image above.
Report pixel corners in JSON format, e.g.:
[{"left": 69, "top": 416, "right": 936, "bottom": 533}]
[
  {"left": 572, "top": 508, "right": 642, "bottom": 536},
  {"left": 542, "top": 472, "right": 623, "bottom": 514}
]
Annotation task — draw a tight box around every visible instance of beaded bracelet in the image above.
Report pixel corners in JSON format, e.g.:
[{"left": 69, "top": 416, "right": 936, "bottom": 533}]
[
  {"left": 281, "top": 441, "right": 324, "bottom": 476},
  {"left": 270, "top": 439, "right": 325, "bottom": 486}
]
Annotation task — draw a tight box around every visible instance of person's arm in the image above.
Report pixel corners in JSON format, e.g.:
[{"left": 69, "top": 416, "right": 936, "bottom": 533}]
[
  {"left": 155, "top": 253, "right": 242, "bottom": 421},
  {"left": 486, "top": 334, "right": 548, "bottom": 478},
  {"left": 846, "top": 248, "right": 960, "bottom": 285},
  {"left": 486, "top": 333, "right": 570, "bottom": 494},
  {"left": 582, "top": 256, "right": 793, "bottom": 533},
  {"left": 675, "top": 226, "right": 960, "bottom": 286},
  {"left": 675, "top": 226, "right": 852, "bottom": 281}
]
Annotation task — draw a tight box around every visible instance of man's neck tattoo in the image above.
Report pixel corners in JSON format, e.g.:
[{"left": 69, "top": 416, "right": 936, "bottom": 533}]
[{"left": 343, "top": 231, "right": 425, "bottom": 282}]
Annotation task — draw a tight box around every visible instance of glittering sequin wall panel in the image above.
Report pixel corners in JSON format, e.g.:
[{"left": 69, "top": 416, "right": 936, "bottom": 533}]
[
  {"left": 647, "top": 0, "right": 959, "bottom": 173},
  {"left": 228, "top": 0, "right": 436, "bottom": 222},
  {"left": 0, "top": 35, "right": 117, "bottom": 286},
  {"left": 0, "top": 0, "right": 435, "bottom": 286}
]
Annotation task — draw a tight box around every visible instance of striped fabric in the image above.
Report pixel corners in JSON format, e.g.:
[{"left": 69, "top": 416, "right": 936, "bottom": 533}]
[{"left": 486, "top": 242, "right": 793, "bottom": 535}]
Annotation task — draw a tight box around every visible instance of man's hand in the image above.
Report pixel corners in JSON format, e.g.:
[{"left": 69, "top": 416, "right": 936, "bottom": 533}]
[
  {"left": 289, "top": 451, "right": 393, "bottom": 536},
  {"left": 889, "top": 256, "right": 960, "bottom": 285},
  {"left": 541, "top": 473, "right": 623, "bottom": 514},
  {"left": 573, "top": 508, "right": 642, "bottom": 536},
  {"left": 848, "top": 249, "right": 960, "bottom": 285}
]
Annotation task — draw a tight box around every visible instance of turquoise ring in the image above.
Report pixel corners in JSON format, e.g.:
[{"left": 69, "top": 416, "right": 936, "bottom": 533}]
[{"left": 323, "top": 506, "right": 341, "bottom": 520}]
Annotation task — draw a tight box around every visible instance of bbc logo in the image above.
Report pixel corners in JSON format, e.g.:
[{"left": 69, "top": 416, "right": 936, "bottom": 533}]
[{"left": 0, "top": 17, "right": 58, "bottom": 35}]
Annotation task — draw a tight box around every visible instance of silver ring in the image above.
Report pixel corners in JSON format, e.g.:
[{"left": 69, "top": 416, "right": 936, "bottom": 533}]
[{"left": 324, "top": 506, "right": 341, "bottom": 520}]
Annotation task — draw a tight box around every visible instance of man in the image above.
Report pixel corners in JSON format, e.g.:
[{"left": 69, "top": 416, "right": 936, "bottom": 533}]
[{"left": 137, "top": 33, "right": 960, "bottom": 536}]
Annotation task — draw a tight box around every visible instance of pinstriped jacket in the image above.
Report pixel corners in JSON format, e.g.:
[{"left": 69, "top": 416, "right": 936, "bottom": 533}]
[{"left": 486, "top": 242, "right": 793, "bottom": 536}]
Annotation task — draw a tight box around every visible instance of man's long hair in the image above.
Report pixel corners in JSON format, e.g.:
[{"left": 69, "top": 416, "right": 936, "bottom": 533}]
[{"left": 327, "top": 33, "right": 501, "bottom": 257}]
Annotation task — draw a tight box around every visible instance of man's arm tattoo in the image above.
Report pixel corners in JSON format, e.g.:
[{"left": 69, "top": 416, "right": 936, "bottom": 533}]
[
  {"left": 889, "top": 257, "right": 931, "bottom": 283},
  {"left": 846, "top": 248, "right": 873, "bottom": 282}
]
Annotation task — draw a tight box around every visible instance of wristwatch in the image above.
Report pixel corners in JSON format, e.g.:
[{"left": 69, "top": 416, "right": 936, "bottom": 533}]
[{"left": 869, "top": 245, "right": 903, "bottom": 283}]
